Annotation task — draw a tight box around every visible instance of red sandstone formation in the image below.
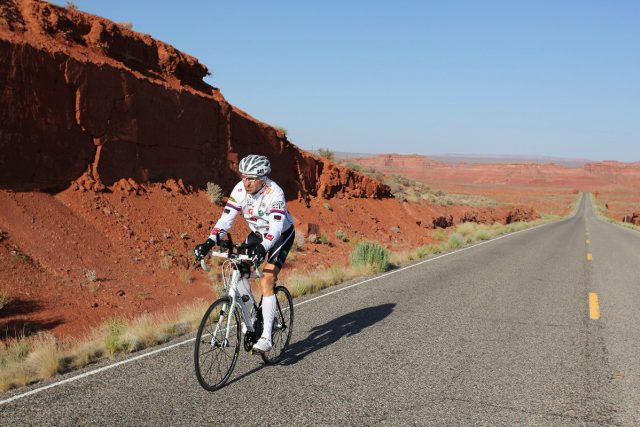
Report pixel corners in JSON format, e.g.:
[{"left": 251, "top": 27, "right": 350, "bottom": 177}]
[
  {"left": 354, "top": 154, "right": 640, "bottom": 189},
  {"left": 0, "top": 0, "right": 390, "bottom": 200}
]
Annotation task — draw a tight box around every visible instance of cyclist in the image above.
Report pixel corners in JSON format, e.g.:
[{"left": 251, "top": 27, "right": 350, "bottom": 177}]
[{"left": 194, "top": 154, "right": 295, "bottom": 354}]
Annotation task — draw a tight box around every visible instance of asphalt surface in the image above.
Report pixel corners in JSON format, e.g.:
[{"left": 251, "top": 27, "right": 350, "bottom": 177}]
[{"left": 2, "top": 194, "right": 640, "bottom": 425}]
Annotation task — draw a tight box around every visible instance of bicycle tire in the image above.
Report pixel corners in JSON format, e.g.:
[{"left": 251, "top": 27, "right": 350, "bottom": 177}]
[
  {"left": 261, "top": 285, "right": 294, "bottom": 365},
  {"left": 194, "top": 297, "right": 241, "bottom": 391}
]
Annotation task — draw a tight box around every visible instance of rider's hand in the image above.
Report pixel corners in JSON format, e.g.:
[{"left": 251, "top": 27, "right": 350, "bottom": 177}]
[
  {"left": 194, "top": 238, "right": 216, "bottom": 261},
  {"left": 250, "top": 244, "right": 267, "bottom": 267}
]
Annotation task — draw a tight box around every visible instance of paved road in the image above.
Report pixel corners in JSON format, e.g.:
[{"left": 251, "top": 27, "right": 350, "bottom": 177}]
[{"left": 2, "top": 194, "right": 640, "bottom": 425}]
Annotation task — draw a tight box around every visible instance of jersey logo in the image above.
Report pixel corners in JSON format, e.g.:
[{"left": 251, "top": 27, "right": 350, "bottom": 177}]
[
  {"left": 271, "top": 200, "right": 285, "bottom": 209},
  {"left": 265, "top": 234, "right": 274, "bottom": 241},
  {"left": 228, "top": 196, "right": 237, "bottom": 203},
  {"left": 274, "top": 215, "right": 282, "bottom": 221},
  {"left": 258, "top": 210, "right": 265, "bottom": 217},
  {"left": 248, "top": 208, "right": 253, "bottom": 215}
]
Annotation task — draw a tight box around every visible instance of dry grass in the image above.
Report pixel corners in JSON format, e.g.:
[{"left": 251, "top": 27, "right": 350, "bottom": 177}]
[
  {"left": 0, "top": 294, "right": 10, "bottom": 311},
  {"left": 431, "top": 228, "right": 446, "bottom": 241},
  {"left": 286, "top": 264, "right": 374, "bottom": 298},
  {"left": 179, "top": 270, "right": 194, "bottom": 284},
  {"left": 0, "top": 298, "right": 210, "bottom": 392},
  {"left": 206, "top": 182, "right": 224, "bottom": 206},
  {"left": 26, "top": 333, "right": 61, "bottom": 380}
]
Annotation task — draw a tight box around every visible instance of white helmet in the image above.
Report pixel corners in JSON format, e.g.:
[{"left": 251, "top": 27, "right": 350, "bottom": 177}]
[{"left": 239, "top": 154, "right": 271, "bottom": 177}]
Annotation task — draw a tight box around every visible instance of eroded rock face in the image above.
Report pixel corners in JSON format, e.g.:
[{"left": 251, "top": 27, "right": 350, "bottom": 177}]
[{"left": 0, "top": 0, "right": 390, "bottom": 200}]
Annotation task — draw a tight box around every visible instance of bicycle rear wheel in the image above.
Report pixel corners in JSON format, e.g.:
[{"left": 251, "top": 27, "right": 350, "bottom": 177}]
[
  {"left": 261, "top": 285, "right": 294, "bottom": 365},
  {"left": 194, "top": 297, "right": 240, "bottom": 391}
]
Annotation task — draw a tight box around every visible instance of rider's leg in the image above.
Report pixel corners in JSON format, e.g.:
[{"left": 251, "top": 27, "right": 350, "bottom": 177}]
[
  {"left": 258, "top": 264, "right": 279, "bottom": 345},
  {"left": 237, "top": 276, "right": 255, "bottom": 332}
]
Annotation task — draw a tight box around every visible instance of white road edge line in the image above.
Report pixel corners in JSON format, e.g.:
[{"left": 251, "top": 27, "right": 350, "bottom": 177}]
[{"left": 0, "top": 218, "right": 564, "bottom": 406}]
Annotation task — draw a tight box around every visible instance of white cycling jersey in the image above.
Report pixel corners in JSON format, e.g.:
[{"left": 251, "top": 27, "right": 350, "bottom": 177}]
[{"left": 209, "top": 178, "right": 294, "bottom": 251}]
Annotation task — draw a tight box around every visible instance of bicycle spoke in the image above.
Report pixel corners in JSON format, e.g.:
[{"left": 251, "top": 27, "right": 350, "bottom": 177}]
[{"left": 194, "top": 297, "right": 241, "bottom": 391}]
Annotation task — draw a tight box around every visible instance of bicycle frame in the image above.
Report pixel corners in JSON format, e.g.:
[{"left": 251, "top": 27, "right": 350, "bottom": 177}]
[{"left": 201, "top": 250, "right": 262, "bottom": 348}]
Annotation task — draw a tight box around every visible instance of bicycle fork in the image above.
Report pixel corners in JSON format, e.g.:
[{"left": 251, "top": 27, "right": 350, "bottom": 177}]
[{"left": 211, "top": 270, "right": 252, "bottom": 348}]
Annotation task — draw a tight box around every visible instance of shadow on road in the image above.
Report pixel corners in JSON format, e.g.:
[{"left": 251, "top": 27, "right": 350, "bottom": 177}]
[
  {"left": 281, "top": 303, "right": 395, "bottom": 365},
  {"left": 224, "top": 303, "right": 395, "bottom": 387}
]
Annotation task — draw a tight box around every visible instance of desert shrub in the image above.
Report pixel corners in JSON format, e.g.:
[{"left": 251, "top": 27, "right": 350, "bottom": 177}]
[
  {"left": 431, "top": 228, "right": 446, "bottom": 241},
  {"left": 206, "top": 182, "right": 224, "bottom": 206},
  {"left": 104, "top": 318, "right": 125, "bottom": 358},
  {"left": 473, "top": 229, "right": 492, "bottom": 241},
  {"left": 319, "top": 234, "right": 331, "bottom": 245},
  {"left": 179, "top": 270, "right": 193, "bottom": 284},
  {"left": 318, "top": 148, "right": 334, "bottom": 160},
  {"left": 292, "top": 233, "right": 306, "bottom": 251},
  {"left": 160, "top": 255, "right": 172, "bottom": 269},
  {"left": 344, "top": 162, "right": 363, "bottom": 172},
  {"left": 390, "top": 226, "right": 401, "bottom": 234},
  {"left": 506, "top": 221, "right": 528, "bottom": 232},
  {"left": 65, "top": 1, "right": 78, "bottom": 10},
  {"left": 0, "top": 294, "right": 10, "bottom": 310},
  {"left": 273, "top": 126, "right": 288, "bottom": 136},
  {"left": 349, "top": 241, "right": 390, "bottom": 273},
  {"left": 26, "top": 333, "right": 61, "bottom": 380},
  {"left": 447, "top": 233, "right": 464, "bottom": 250},
  {"left": 456, "top": 222, "right": 476, "bottom": 238},
  {"left": 323, "top": 202, "right": 333, "bottom": 211},
  {"left": 84, "top": 269, "right": 98, "bottom": 282},
  {"left": 308, "top": 234, "right": 320, "bottom": 244},
  {"left": 335, "top": 230, "right": 349, "bottom": 242},
  {"left": 119, "top": 22, "right": 134, "bottom": 30}
]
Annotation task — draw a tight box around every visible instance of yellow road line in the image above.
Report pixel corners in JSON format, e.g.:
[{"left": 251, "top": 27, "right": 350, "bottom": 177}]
[
  {"left": 587, "top": 253, "right": 593, "bottom": 261},
  {"left": 589, "top": 292, "right": 600, "bottom": 320}
]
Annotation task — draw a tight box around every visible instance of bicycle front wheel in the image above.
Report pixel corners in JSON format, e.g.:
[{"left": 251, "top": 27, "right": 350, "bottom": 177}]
[
  {"left": 262, "top": 285, "right": 294, "bottom": 365},
  {"left": 194, "top": 297, "right": 241, "bottom": 391}
]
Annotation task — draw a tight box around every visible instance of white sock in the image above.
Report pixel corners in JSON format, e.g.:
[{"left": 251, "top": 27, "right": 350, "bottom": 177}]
[
  {"left": 238, "top": 278, "right": 254, "bottom": 331},
  {"left": 260, "top": 294, "right": 277, "bottom": 344}
]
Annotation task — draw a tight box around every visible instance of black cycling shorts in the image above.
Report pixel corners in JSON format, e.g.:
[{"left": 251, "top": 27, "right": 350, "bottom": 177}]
[{"left": 243, "top": 226, "right": 295, "bottom": 269}]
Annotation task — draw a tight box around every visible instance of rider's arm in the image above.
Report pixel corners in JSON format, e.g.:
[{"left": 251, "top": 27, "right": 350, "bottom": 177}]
[
  {"left": 260, "top": 192, "right": 287, "bottom": 252},
  {"left": 209, "top": 183, "right": 243, "bottom": 239}
]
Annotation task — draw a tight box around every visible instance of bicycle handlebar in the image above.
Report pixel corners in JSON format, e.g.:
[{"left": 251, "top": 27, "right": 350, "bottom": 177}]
[{"left": 198, "top": 233, "right": 264, "bottom": 278}]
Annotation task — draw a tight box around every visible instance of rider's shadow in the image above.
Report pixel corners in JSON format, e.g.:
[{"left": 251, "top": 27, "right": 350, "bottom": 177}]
[{"left": 281, "top": 303, "right": 395, "bottom": 365}]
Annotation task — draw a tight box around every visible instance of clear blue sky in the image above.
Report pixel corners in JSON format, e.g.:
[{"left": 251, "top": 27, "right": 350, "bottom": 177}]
[{"left": 54, "top": 1, "right": 639, "bottom": 161}]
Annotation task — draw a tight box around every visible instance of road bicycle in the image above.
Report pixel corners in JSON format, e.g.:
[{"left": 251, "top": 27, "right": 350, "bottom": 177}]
[{"left": 194, "top": 234, "right": 294, "bottom": 391}]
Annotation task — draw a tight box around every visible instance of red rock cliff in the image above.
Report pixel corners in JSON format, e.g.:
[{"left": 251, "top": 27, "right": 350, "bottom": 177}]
[{"left": 0, "top": 0, "right": 390, "bottom": 200}]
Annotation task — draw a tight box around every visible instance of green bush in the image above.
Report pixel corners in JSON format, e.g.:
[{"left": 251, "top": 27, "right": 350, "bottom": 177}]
[
  {"left": 318, "top": 148, "right": 334, "bottom": 160},
  {"left": 335, "top": 230, "right": 349, "bottom": 242},
  {"left": 349, "top": 241, "right": 390, "bottom": 273},
  {"left": 447, "top": 232, "right": 464, "bottom": 250}
]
